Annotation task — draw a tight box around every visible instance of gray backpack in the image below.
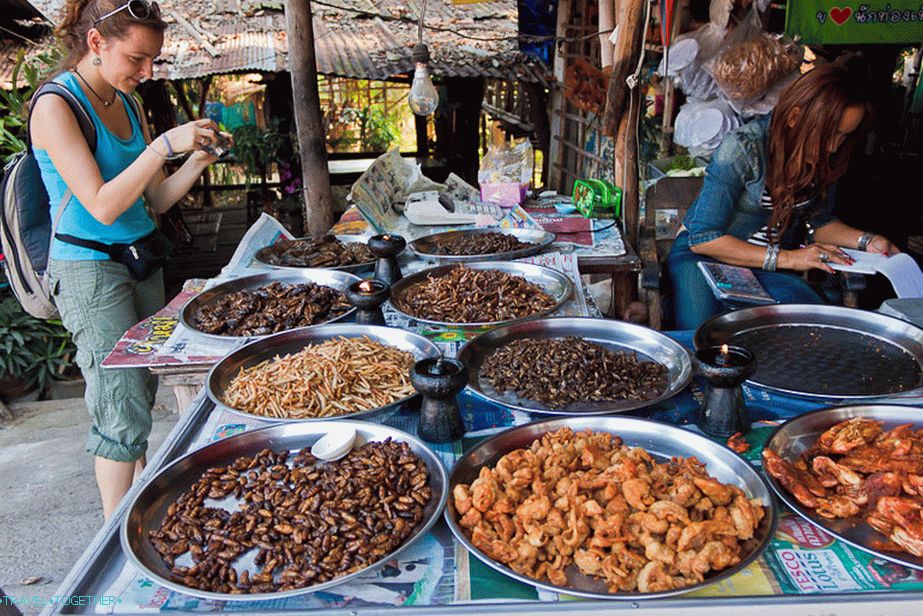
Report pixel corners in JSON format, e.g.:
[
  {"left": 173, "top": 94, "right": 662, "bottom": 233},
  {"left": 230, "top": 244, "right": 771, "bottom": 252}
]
[{"left": 0, "top": 82, "right": 141, "bottom": 319}]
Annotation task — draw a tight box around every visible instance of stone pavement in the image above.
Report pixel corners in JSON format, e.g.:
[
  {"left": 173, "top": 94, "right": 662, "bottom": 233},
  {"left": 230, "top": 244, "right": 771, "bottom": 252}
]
[{"left": 0, "top": 385, "right": 180, "bottom": 616}]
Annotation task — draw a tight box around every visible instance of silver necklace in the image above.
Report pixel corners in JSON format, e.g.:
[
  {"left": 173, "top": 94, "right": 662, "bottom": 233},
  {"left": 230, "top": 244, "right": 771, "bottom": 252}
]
[{"left": 72, "top": 68, "right": 116, "bottom": 107}]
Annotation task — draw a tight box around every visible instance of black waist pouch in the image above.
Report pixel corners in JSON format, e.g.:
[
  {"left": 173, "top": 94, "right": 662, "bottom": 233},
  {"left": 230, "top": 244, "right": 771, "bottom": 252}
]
[{"left": 56, "top": 229, "right": 173, "bottom": 281}]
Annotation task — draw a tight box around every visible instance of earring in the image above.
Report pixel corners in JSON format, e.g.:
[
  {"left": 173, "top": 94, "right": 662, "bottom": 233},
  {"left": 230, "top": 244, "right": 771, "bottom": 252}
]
[{"left": 92, "top": 56, "right": 102, "bottom": 66}]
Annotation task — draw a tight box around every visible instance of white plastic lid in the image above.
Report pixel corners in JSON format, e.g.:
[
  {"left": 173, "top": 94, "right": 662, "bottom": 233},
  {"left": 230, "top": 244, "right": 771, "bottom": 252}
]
[{"left": 311, "top": 426, "right": 358, "bottom": 461}]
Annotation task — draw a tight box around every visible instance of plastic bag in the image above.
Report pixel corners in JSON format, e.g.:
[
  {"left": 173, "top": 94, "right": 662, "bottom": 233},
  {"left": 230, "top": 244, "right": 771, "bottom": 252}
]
[
  {"left": 478, "top": 137, "right": 533, "bottom": 206},
  {"left": 657, "top": 0, "right": 729, "bottom": 103},
  {"left": 674, "top": 98, "right": 741, "bottom": 157},
  {"left": 706, "top": 6, "right": 803, "bottom": 103}
]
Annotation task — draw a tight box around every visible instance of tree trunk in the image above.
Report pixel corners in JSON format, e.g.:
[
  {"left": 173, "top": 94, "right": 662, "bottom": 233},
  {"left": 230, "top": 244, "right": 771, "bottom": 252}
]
[
  {"left": 285, "top": 0, "right": 334, "bottom": 236},
  {"left": 602, "top": 0, "right": 645, "bottom": 137}
]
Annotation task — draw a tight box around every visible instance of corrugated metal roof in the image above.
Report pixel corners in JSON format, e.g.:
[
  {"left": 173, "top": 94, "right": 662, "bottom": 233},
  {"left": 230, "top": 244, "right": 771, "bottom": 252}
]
[
  {"left": 0, "top": 0, "right": 46, "bottom": 21},
  {"left": 30, "top": 0, "right": 547, "bottom": 83}
]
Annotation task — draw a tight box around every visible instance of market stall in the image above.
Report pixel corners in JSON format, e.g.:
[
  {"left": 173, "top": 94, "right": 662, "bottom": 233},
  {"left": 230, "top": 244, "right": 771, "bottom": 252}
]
[{"left": 43, "top": 207, "right": 923, "bottom": 614}]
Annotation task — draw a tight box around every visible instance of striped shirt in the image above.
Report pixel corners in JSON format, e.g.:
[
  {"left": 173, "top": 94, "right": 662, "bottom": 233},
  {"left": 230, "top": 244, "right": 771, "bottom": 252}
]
[{"left": 746, "top": 188, "right": 811, "bottom": 247}]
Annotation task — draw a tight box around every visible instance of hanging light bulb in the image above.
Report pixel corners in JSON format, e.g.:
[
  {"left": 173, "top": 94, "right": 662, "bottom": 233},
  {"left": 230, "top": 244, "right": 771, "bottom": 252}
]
[{"left": 409, "top": 42, "right": 438, "bottom": 116}]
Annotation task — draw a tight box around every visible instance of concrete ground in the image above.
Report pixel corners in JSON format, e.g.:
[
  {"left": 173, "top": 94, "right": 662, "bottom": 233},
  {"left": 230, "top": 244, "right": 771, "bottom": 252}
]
[{"left": 0, "top": 385, "right": 180, "bottom": 616}]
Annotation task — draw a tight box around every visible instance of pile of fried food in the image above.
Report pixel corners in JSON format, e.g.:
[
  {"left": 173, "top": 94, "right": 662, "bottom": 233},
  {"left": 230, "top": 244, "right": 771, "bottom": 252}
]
[
  {"left": 763, "top": 417, "right": 923, "bottom": 557},
  {"left": 425, "top": 232, "right": 536, "bottom": 256},
  {"left": 453, "top": 428, "right": 766, "bottom": 593},
  {"left": 192, "top": 282, "right": 350, "bottom": 337},
  {"left": 481, "top": 337, "right": 668, "bottom": 409},
  {"left": 151, "top": 441, "right": 431, "bottom": 594},
  {"left": 259, "top": 235, "right": 374, "bottom": 268},
  {"left": 395, "top": 267, "right": 557, "bottom": 324},
  {"left": 222, "top": 336, "right": 416, "bottom": 418}
]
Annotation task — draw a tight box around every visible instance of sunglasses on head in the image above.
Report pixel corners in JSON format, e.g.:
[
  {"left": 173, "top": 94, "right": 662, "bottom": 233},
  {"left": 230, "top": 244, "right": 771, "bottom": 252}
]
[{"left": 94, "top": 0, "right": 161, "bottom": 25}]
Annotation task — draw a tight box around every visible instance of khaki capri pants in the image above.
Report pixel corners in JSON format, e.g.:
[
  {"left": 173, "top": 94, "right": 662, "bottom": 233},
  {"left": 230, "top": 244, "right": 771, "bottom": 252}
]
[{"left": 48, "top": 259, "right": 163, "bottom": 462}]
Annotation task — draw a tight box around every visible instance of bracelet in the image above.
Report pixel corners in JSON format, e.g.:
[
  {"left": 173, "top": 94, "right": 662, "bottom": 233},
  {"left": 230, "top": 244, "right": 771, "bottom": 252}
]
[
  {"left": 857, "top": 232, "right": 876, "bottom": 251},
  {"left": 146, "top": 143, "right": 167, "bottom": 159},
  {"left": 160, "top": 133, "right": 175, "bottom": 158},
  {"left": 762, "top": 244, "right": 779, "bottom": 272}
]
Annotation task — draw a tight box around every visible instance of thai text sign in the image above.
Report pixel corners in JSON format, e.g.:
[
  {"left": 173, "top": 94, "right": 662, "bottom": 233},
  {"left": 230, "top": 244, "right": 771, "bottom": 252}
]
[{"left": 786, "top": 1, "right": 923, "bottom": 44}]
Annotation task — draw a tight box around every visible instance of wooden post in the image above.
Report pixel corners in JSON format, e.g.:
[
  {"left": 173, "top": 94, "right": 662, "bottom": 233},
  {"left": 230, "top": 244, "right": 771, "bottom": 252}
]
[
  {"left": 659, "top": 1, "right": 683, "bottom": 156},
  {"left": 614, "top": 86, "right": 641, "bottom": 248},
  {"left": 285, "top": 0, "right": 334, "bottom": 236},
  {"left": 602, "top": 0, "right": 645, "bottom": 137}
]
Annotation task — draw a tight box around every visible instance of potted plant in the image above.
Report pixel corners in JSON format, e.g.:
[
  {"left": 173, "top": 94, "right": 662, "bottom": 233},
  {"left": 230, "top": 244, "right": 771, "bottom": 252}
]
[{"left": 0, "top": 292, "right": 78, "bottom": 401}]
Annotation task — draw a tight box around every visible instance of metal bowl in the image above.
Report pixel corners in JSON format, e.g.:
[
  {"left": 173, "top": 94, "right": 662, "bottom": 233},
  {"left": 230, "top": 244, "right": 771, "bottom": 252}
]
[
  {"left": 763, "top": 404, "right": 923, "bottom": 571},
  {"left": 407, "top": 228, "right": 556, "bottom": 263},
  {"left": 253, "top": 235, "right": 375, "bottom": 272},
  {"left": 180, "top": 269, "right": 360, "bottom": 343},
  {"left": 207, "top": 324, "right": 441, "bottom": 422},
  {"left": 457, "top": 317, "right": 691, "bottom": 415},
  {"left": 445, "top": 415, "right": 777, "bottom": 599},
  {"left": 122, "top": 420, "right": 449, "bottom": 602},
  {"left": 389, "top": 261, "right": 574, "bottom": 329},
  {"left": 695, "top": 304, "right": 923, "bottom": 401}
]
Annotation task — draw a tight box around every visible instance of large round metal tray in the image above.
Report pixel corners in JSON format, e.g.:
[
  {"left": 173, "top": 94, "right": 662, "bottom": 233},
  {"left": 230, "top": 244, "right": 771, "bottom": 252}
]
[
  {"left": 389, "top": 261, "right": 574, "bottom": 329},
  {"left": 445, "top": 416, "right": 777, "bottom": 599},
  {"left": 180, "top": 269, "right": 360, "bottom": 343},
  {"left": 456, "top": 317, "right": 692, "bottom": 415},
  {"left": 763, "top": 405, "right": 923, "bottom": 571},
  {"left": 253, "top": 234, "right": 375, "bottom": 272},
  {"left": 407, "top": 228, "right": 556, "bottom": 263},
  {"left": 207, "top": 323, "right": 441, "bottom": 422},
  {"left": 695, "top": 304, "right": 923, "bottom": 401},
  {"left": 122, "top": 420, "right": 449, "bottom": 602}
]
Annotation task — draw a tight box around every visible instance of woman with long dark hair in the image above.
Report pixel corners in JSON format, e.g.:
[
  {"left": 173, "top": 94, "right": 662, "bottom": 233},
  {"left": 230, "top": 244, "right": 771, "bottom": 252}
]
[
  {"left": 667, "top": 63, "right": 898, "bottom": 330},
  {"left": 30, "top": 0, "right": 225, "bottom": 519}
]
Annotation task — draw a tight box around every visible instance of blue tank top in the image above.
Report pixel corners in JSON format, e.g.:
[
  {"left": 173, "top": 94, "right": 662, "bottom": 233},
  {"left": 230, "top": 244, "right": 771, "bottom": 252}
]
[{"left": 35, "top": 72, "right": 155, "bottom": 261}]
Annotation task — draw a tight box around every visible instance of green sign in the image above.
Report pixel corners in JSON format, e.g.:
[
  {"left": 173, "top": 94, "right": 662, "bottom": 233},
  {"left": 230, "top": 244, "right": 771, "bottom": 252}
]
[{"left": 786, "top": 1, "right": 923, "bottom": 44}]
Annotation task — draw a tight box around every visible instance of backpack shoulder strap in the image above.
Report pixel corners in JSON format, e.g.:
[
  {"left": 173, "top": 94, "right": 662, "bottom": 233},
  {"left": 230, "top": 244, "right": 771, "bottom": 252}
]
[
  {"left": 28, "top": 81, "right": 97, "bottom": 153},
  {"left": 122, "top": 92, "right": 144, "bottom": 128}
]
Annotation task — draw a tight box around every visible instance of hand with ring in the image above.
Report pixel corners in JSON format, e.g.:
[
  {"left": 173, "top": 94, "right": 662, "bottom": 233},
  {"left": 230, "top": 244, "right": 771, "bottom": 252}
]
[
  {"left": 159, "top": 118, "right": 219, "bottom": 156},
  {"left": 778, "top": 243, "right": 853, "bottom": 273}
]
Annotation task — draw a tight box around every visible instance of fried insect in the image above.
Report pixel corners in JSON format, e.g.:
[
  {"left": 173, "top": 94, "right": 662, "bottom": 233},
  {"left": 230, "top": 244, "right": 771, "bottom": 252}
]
[
  {"left": 425, "top": 232, "right": 535, "bottom": 256},
  {"left": 222, "top": 336, "right": 415, "bottom": 418},
  {"left": 395, "top": 267, "right": 556, "bottom": 323},
  {"left": 261, "top": 235, "right": 373, "bottom": 268},
  {"left": 454, "top": 428, "right": 766, "bottom": 593},
  {"left": 480, "top": 337, "right": 668, "bottom": 408},
  {"left": 192, "top": 281, "right": 350, "bottom": 337},
  {"left": 149, "top": 440, "right": 431, "bottom": 594}
]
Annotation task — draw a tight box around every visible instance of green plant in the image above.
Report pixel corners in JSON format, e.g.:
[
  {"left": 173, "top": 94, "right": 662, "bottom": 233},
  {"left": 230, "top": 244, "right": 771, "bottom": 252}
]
[
  {"left": 230, "top": 122, "right": 286, "bottom": 187},
  {"left": 0, "top": 294, "right": 76, "bottom": 392},
  {"left": 0, "top": 47, "right": 63, "bottom": 162},
  {"left": 337, "top": 104, "right": 400, "bottom": 152}
]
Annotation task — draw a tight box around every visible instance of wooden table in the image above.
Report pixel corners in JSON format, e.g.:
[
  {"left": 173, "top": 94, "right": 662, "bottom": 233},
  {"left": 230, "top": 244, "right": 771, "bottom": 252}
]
[
  {"left": 574, "top": 242, "right": 641, "bottom": 318},
  {"left": 150, "top": 364, "right": 210, "bottom": 416}
]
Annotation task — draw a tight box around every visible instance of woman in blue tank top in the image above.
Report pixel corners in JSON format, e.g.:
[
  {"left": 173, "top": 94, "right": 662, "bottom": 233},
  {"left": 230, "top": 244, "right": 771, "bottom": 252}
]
[{"left": 30, "top": 0, "right": 228, "bottom": 521}]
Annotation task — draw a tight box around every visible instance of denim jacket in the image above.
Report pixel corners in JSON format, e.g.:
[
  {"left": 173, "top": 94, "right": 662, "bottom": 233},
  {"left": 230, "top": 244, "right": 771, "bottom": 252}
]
[{"left": 682, "top": 115, "right": 838, "bottom": 248}]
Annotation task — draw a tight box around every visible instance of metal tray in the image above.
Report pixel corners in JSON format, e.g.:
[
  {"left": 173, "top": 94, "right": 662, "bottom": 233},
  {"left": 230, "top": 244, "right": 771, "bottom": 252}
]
[
  {"left": 763, "top": 405, "right": 923, "bottom": 571},
  {"left": 445, "top": 415, "right": 777, "bottom": 599},
  {"left": 456, "top": 317, "right": 692, "bottom": 415},
  {"left": 407, "top": 228, "right": 556, "bottom": 263},
  {"left": 695, "top": 304, "right": 923, "bottom": 400},
  {"left": 180, "top": 269, "right": 360, "bottom": 343},
  {"left": 122, "top": 420, "right": 449, "bottom": 602},
  {"left": 253, "top": 235, "right": 375, "bottom": 272},
  {"left": 389, "top": 261, "right": 574, "bottom": 329},
  {"left": 207, "top": 323, "right": 441, "bottom": 422}
]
